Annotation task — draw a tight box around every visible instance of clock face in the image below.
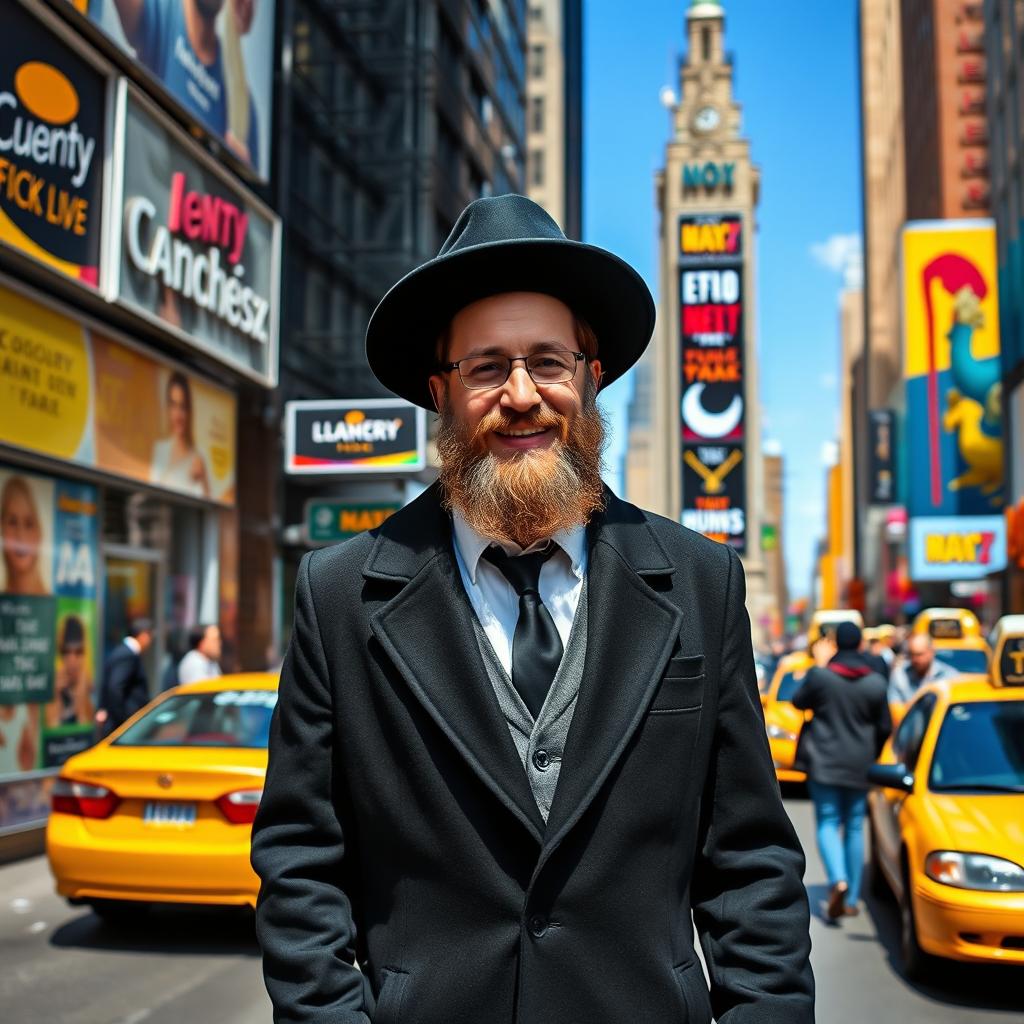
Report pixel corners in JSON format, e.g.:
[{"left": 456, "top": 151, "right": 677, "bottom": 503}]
[{"left": 694, "top": 106, "right": 721, "bottom": 132}]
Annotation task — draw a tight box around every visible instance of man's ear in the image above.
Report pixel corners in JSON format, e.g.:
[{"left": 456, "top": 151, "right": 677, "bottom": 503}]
[
  {"left": 428, "top": 374, "right": 445, "bottom": 414},
  {"left": 589, "top": 358, "right": 604, "bottom": 390}
]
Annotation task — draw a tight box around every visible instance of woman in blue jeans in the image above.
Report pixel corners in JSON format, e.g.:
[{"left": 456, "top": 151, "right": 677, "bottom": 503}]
[{"left": 793, "top": 622, "right": 892, "bottom": 919}]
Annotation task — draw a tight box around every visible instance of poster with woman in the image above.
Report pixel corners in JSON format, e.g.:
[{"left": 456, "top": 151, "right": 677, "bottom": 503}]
[
  {"left": 0, "top": 469, "right": 99, "bottom": 831},
  {"left": 0, "top": 470, "right": 55, "bottom": 780}
]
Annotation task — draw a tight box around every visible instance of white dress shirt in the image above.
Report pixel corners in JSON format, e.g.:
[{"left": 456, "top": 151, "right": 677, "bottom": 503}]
[
  {"left": 177, "top": 649, "right": 222, "bottom": 685},
  {"left": 451, "top": 512, "right": 587, "bottom": 678}
]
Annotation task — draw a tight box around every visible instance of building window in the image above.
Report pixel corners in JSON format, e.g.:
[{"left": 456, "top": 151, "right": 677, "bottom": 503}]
[
  {"left": 530, "top": 96, "right": 544, "bottom": 133},
  {"left": 530, "top": 44, "right": 545, "bottom": 78},
  {"left": 702, "top": 26, "right": 711, "bottom": 62},
  {"left": 530, "top": 4, "right": 543, "bottom": 21},
  {"left": 530, "top": 148, "right": 544, "bottom": 186}
]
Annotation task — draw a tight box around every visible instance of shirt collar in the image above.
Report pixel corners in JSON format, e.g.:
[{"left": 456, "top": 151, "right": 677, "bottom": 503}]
[
  {"left": 451, "top": 510, "right": 587, "bottom": 585},
  {"left": 124, "top": 636, "right": 141, "bottom": 655}
]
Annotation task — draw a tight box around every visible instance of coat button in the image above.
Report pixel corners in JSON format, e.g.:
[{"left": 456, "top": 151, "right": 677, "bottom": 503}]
[
  {"left": 528, "top": 914, "right": 548, "bottom": 937},
  {"left": 532, "top": 749, "right": 551, "bottom": 771}
]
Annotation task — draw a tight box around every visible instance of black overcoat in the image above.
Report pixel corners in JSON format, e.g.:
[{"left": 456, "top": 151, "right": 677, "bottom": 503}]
[{"left": 251, "top": 485, "right": 814, "bottom": 1023}]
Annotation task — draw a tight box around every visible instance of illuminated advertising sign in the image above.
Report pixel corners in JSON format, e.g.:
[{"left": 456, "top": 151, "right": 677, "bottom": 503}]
[
  {"left": 111, "top": 85, "right": 280, "bottom": 385},
  {"left": 679, "top": 266, "right": 744, "bottom": 443},
  {"left": 0, "top": 463, "right": 100, "bottom": 834},
  {"left": 868, "top": 408, "right": 897, "bottom": 505},
  {"left": 678, "top": 213, "right": 743, "bottom": 264},
  {"left": 0, "top": 2, "right": 108, "bottom": 288},
  {"left": 681, "top": 444, "right": 746, "bottom": 552},
  {"left": 305, "top": 500, "right": 402, "bottom": 543},
  {"left": 908, "top": 515, "right": 1007, "bottom": 581},
  {"left": 902, "top": 220, "right": 1005, "bottom": 580},
  {"left": 64, "top": 0, "right": 275, "bottom": 182},
  {"left": 285, "top": 399, "right": 427, "bottom": 475},
  {"left": 0, "top": 280, "right": 237, "bottom": 505}
]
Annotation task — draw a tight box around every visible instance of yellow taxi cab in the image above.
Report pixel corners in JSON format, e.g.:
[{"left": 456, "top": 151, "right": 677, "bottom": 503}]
[
  {"left": 762, "top": 651, "right": 814, "bottom": 783},
  {"left": 47, "top": 672, "right": 277, "bottom": 923},
  {"left": 807, "top": 608, "right": 864, "bottom": 647},
  {"left": 866, "top": 615, "right": 1024, "bottom": 977},
  {"left": 911, "top": 607, "right": 990, "bottom": 676}
]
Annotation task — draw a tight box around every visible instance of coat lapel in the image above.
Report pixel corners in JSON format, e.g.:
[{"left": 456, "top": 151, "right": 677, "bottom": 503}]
[
  {"left": 539, "top": 492, "right": 683, "bottom": 861},
  {"left": 365, "top": 486, "right": 546, "bottom": 843}
]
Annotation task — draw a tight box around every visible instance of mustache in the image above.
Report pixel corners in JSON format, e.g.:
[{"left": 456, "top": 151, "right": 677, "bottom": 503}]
[{"left": 470, "top": 405, "right": 570, "bottom": 449}]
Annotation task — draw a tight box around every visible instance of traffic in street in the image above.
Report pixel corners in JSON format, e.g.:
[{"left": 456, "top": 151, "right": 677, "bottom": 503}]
[{"left": 2, "top": 789, "right": 1021, "bottom": 1024}]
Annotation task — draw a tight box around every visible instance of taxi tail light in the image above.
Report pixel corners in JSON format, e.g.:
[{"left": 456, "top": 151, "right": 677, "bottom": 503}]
[
  {"left": 216, "top": 788, "right": 263, "bottom": 825},
  {"left": 51, "top": 778, "right": 120, "bottom": 819}
]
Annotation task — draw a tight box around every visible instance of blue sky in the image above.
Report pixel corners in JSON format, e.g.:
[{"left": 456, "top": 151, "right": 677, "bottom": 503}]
[{"left": 584, "top": 0, "right": 861, "bottom": 598}]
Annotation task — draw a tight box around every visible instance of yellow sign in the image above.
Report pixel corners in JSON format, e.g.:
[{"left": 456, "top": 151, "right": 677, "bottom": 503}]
[{"left": 0, "top": 285, "right": 236, "bottom": 505}]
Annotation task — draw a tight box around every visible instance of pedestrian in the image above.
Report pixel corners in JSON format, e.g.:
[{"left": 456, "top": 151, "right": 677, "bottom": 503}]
[
  {"left": 793, "top": 621, "right": 892, "bottom": 920},
  {"left": 96, "top": 618, "right": 153, "bottom": 738},
  {"left": 252, "top": 194, "right": 814, "bottom": 1023},
  {"left": 888, "top": 633, "right": 957, "bottom": 704},
  {"left": 177, "top": 623, "right": 223, "bottom": 685}
]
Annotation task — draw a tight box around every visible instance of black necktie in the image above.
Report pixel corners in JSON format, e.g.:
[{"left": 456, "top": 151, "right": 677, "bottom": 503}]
[{"left": 483, "top": 544, "right": 564, "bottom": 719}]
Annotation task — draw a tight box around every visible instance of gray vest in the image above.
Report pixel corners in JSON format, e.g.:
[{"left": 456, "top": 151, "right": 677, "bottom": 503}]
[{"left": 469, "top": 579, "right": 588, "bottom": 822}]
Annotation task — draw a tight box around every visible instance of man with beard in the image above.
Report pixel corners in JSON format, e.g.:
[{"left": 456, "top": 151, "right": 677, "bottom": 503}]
[{"left": 252, "top": 195, "right": 814, "bottom": 1023}]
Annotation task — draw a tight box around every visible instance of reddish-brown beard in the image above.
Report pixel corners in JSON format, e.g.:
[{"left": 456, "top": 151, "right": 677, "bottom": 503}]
[{"left": 436, "top": 381, "right": 608, "bottom": 548}]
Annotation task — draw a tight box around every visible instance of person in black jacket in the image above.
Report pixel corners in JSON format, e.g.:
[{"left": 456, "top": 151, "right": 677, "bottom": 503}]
[
  {"left": 96, "top": 618, "right": 153, "bottom": 739},
  {"left": 793, "top": 621, "right": 891, "bottom": 920},
  {"left": 251, "top": 196, "right": 814, "bottom": 1024}
]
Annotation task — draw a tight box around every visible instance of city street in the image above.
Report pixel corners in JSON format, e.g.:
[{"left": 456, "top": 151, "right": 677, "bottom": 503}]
[{"left": 2, "top": 791, "right": 1021, "bottom": 1023}]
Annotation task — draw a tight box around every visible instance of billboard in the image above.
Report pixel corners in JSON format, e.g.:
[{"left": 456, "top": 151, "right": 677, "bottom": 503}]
[
  {"left": 0, "top": 1, "right": 109, "bottom": 288},
  {"left": 285, "top": 399, "right": 427, "bottom": 475},
  {"left": 681, "top": 444, "right": 746, "bottom": 553},
  {"left": 0, "top": 280, "right": 237, "bottom": 505},
  {"left": 903, "top": 221, "right": 1006, "bottom": 580},
  {"left": 0, "top": 465, "right": 99, "bottom": 834},
  {"left": 111, "top": 84, "right": 280, "bottom": 385},
  {"left": 867, "top": 408, "right": 897, "bottom": 505},
  {"left": 678, "top": 213, "right": 743, "bottom": 264},
  {"left": 679, "top": 213, "right": 748, "bottom": 551},
  {"left": 66, "top": 0, "right": 274, "bottom": 181}
]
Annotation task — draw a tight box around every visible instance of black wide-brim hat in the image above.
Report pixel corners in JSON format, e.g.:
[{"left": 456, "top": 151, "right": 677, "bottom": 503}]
[{"left": 366, "top": 194, "right": 656, "bottom": 410}]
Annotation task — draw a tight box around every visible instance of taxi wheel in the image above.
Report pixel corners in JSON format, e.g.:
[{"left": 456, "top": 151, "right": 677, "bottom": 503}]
[
  {"left": 898, "top": 862, "right": 935, "bottom": 982},
  {"left": 90, "top": 899, "right": 151, "bottom": 927}
]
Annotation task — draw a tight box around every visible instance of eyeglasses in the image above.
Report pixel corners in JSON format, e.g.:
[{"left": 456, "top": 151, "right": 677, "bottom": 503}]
[{"left": 442, "top": 349, "right": 586, "bottom": 390}]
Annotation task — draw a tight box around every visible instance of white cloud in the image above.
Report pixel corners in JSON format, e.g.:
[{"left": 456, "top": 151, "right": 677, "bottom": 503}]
[
  {"left": 821, "top": 440, "right": 839, "bottom": 466},
  {"left": 763, "top": 438, "right": 783, "bottom": 457},
  {"left": 810, "top": 232, "right": 863, "bottom": 290}
]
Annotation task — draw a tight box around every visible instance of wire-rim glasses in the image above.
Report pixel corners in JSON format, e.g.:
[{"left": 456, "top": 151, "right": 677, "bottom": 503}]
[{"left": 442, "top": 349, "right": 586, "bottom": 390}]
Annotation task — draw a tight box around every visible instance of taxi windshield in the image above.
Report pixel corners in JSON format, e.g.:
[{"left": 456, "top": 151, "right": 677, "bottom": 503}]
[
  {"left": 933, "top": 648, "right": 989, "bottom": 675},
  {"left": 929, "top": 701, "right": 1024, "bottom": 793},
  {"left": 776, "top": 671, "right": 809, "bottom": 704},
  {"left": 114, "top": 690, "right": 278, "bottom": 749}
]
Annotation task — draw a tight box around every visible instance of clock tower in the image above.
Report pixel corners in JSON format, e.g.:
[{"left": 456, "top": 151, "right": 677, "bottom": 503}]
[{"left": 640, "top": 0, "right": 770, "bottom": 639}]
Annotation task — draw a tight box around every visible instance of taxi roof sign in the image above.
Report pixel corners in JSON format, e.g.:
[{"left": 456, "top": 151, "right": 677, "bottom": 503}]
[
  {"left": 989, "top": 615, "right": 1024, "bottom": 687},
  {"left": 912, "top": 607, "right": 981, "bottom": 640}
]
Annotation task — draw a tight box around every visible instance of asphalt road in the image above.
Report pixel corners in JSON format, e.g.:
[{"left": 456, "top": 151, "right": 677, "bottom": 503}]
[{"left": 1, "top": 793, "right": 1021, "bottom": 1023}]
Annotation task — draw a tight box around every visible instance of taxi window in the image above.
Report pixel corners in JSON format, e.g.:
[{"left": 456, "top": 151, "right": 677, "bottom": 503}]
[
  {"left": 891, "top": 693, "right": 936, "bottom": 772},
  {"left": 930, "top": 702, "right": 1024, "bottom": 793},
  {"left": 929, "top": 618, "right": 963, "bottom": 640},
  {"left": 114, "top": 690, "right": 277, "bottom": 748},
  {"left": 776, "top": 671, "right": 809, "bottom": 703},
  {"left": 933, "top": 648, "right": 988, "bottom": 675}
]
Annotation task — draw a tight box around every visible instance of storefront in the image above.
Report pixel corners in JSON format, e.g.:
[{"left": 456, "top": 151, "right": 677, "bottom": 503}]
[
  {"left": 0, "top": 1, "right": 279, "bottom": 840},
  {"left": 0, "top": 277, "right": 238, "bottom": 835}
]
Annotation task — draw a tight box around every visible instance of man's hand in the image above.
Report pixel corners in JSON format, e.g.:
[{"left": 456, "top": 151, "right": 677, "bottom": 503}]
[{"left": 811, "top": 635, "right": 837, "bottom": 668}]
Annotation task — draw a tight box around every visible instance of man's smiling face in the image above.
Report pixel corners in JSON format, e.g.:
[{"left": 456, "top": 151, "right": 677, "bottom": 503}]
[{"left": 428, "top": 292, "right": 602, "bottom": 456}]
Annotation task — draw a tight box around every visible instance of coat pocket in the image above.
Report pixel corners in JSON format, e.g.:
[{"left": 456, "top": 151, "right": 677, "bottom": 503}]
[
  {"left": 673, "top": 960, "right": 713, "bottom": 1023},
  {"left": 650, "top": 663, "right": 705, "bottom": 714},
  {"left": 375, "top": 967, "right": 410, "bottom": 1023},
  {"left": 664, "top": 653, "right": 705, "bottom": 680}
]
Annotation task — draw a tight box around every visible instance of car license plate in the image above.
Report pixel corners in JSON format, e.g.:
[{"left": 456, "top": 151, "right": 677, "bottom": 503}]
[{"left": 142, "top": 801, "right": 197, "bottom": 827}]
